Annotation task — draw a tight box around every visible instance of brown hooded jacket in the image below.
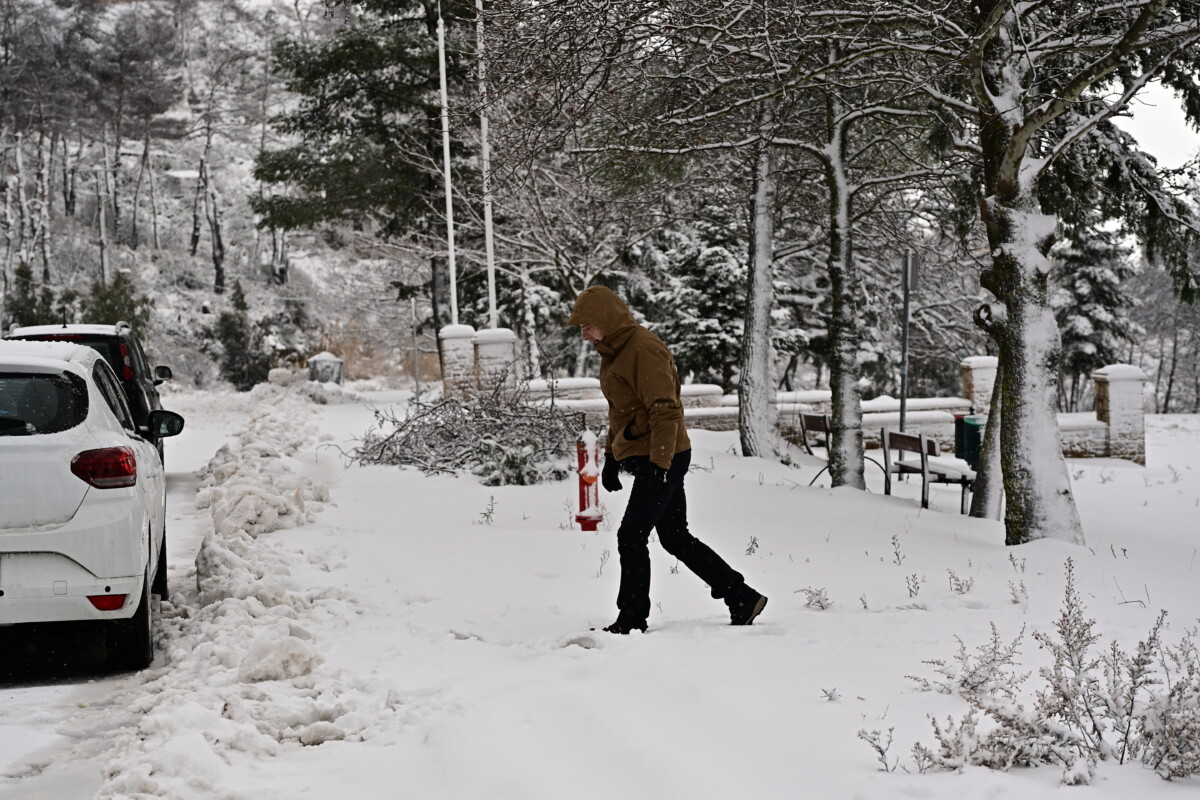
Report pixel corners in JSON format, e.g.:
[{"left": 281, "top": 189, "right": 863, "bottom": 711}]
[{"left": 567, "top": 286, "right": 691, "bottom": 469}]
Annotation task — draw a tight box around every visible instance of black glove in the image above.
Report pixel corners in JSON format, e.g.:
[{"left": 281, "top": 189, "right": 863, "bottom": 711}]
[
  {"left": 643, "top": 462, "right": 671, "bottom": 494},
  {"left": 601, "top": 455, "right": 623, "bottom": 492}
]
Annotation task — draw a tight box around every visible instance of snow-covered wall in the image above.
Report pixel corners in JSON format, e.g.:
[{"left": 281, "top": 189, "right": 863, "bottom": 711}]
[{"left": 456, "top": 350, "right": 1147, "bottom": 463}]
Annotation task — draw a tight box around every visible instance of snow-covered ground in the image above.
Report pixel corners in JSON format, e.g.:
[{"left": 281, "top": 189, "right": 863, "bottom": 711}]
[{"left": 1, "top": 386, "right": 1198, "bottom": 799}]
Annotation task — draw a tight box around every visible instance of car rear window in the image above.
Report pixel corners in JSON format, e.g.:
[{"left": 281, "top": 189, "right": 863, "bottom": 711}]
[
  {"left": 0, "top": 373, "right": 89, "bottom": 435},
  {"left": 12, "top": 334, "right": 122, "bottom": 378}
]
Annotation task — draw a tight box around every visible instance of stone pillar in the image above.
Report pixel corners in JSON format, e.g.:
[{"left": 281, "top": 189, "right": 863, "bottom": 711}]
[
  {"left": 1093, "top": 364, "right": 1148, "bottom": 465},
  {"left": 474, "top": 327, "right": 519, "bottom": 394},
  {"left": 438, "top": 324, "right": 477, "bottom": 401},
  {"left": 960, "top": 356, "right": 998, "bottom": 414}
]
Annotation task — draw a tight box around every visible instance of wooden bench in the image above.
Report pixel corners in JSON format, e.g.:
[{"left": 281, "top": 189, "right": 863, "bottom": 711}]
[
  {"left": 798, "top": 412, "right": 832, "bottom": 456},
  {"left": 881, "top": 428, "right": 976, "bottom": 514},
  {"left": 796, "top": 413, "right": 886, "bottom": 485}
]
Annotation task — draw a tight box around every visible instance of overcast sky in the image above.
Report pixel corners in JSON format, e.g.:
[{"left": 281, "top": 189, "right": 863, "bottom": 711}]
[{"left": 1114, "top": 81, "right": 1200, "bottom": 170}]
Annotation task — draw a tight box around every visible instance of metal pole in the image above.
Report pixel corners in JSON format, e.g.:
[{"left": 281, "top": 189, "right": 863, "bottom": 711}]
[
  {"left": 411, "top": 297, "right": 421, "bottom": 403},
  {"left": 437, "top": 6, "right": 458, "bottom": 325},
  {"left": 476, "top": 0, "right": 497, "bottom": 329},
  {"left": 899, "top": 250, "right": 911, "bottom": 433}
]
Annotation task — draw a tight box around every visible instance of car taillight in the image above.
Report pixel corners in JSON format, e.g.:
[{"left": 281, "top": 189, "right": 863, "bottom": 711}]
[
  {"left": 71, "top": 447, "right": 137, "bottom": 488},
  {"left": 118, "top": 341, "right": 134, "bottom": 381},
  {"left": 88, "top": 594, "right": 127, "bottom": 611}
]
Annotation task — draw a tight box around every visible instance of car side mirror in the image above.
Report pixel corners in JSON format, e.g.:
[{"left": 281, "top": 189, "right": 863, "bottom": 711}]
[
  {"left": 153, "top": 365, "right": 173, "bottom": 385},
  {"left": 148, "top": 409, "right": 185, "bottom": 438}
]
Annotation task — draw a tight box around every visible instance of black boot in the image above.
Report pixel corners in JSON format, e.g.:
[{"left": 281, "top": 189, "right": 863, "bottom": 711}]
[
  {"left": 601, "top": 617, "right": 648, "bottom": 634},
  {"left": 729, "top": 590, "right": 768, "bottom": 626}
]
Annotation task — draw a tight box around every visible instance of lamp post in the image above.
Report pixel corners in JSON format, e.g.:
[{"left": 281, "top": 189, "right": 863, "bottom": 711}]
[
  {"left": 476, "top": 0, "right": 497, "bottom": 329},
  {"left": 899, "top": 249, "right": 919, "bottom": 432},
  {"left": 436, "top": 4, "right": 458, "bottom": 325}
]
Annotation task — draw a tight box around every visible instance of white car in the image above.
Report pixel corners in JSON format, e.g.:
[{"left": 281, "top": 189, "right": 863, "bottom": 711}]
[{"left": 0, "top": 340, "right": 183, "bottom": 670}]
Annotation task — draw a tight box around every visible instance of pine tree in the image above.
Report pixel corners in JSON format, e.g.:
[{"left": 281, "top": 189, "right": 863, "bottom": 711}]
[
  {"left": 1052, "top": 230, "right": 1139, "bottom": 411},
  {"left": 214, "top": 281, "right": 271, "bottom": 391},
  {"left": 7, "top": 263, "right": 77, "bottom": 327},
  {"left": 637, "top": 220, "right": 747, "bottom": 388},
  {"left": 253, "top": 0, "right": 473, "bottom": 239},
  {"left": 81, "top": 271, "right": 154, "bottom": 333}
]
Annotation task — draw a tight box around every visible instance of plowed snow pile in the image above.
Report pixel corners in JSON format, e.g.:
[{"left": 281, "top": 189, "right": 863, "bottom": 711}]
[{"left": 71, "top": 384, "right": 396, "bottom": 799}]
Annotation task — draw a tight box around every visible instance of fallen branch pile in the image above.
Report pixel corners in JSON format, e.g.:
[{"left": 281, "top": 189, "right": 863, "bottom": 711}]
[{"left": 348, "top": 383, "right": 585, "bottom": 486}]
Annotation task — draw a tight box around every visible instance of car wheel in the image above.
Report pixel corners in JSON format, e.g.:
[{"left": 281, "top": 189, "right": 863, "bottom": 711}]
[
  {"left": 152, "top": 530, "right": 170, "bottom": 602},
  {"left": 106, "top": 562, "right": 153, "bottom": 672}
]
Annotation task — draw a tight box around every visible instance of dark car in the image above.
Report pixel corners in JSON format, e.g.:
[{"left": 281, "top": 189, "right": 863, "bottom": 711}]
[{"left": 5, "top": 322, "right": 175, "bottom": 459}]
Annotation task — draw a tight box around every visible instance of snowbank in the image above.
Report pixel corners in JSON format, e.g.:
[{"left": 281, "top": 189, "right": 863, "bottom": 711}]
[{"left": 77, "top": 383, "right": 397, "bottom": 798}]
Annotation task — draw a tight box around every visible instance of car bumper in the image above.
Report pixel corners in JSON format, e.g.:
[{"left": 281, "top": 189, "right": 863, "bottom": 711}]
[
  {"left": 0, "top": 571, "right": 143, "bottom": 624},
  {"left": 0, "top": 490, "right": 148, "bottom": 626}
]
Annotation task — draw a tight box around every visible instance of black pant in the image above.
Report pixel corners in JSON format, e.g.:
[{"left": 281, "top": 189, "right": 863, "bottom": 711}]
[{"left": 615, "top": 450, "right": 748, "bottom": 622}]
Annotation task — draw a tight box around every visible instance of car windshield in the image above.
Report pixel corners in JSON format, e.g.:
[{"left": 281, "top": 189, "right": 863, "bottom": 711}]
[
  {"left": 0, "top": 372, "right": 88, "bottom": 435},
  {"left": 13, "top": 334, "right": 122, "bottom": 378}
]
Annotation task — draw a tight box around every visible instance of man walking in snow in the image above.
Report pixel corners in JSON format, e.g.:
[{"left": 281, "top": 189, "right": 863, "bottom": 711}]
[{"left": 568, "top": 285, "right": 768, "bottom": 633}]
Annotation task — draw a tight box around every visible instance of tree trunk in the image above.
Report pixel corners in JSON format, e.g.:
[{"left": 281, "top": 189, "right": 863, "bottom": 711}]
[
  {"left": 202, "top": 161, "right": 226, "bottom": 294},
  {"left": 96, "top": 175, "right": 109, "bottom": 287},
  {"left": 979, "top": 200, "right": 1084, "bottom": 546},
  {"left": 970, "top": 356, "right": 1004, "bottom": 519},
  {"left": 1163, "top": 328, "right": 1179, "bottom": 413},
  {"left": 61, "top": 137, "right": 71, "bottom": 215},
  {"left": 430, "top": 252, "right": 452, "bottom": 332},
  {"left": 271, "top": 227, "right": 288, "bottom": 285},
  {"left": 2, "top": 178, "right": 14, "bottom": 319},
  {"left": 739, "top": 123, "right": 779, "bottom": 458},
  {"left": 189, "top": 158, "right": 204, "bottom": 256},
  {"left": 148, "top": 148, "right": 161, "bottom": 250},
  {"left": 131, "top": 137, "right": 149, "bottom": 250},
  {"left": 64, "top": 132, "right": 82, "bottom": 217},
  {"left": 36, "top": 130, "right": 50, "bottom": 281},
  {"left": 14, "top": 134, "right": 31, "bottom": 266},
  {"left": 970, "top": 3, "right": 1086, "bottom": 547},
  {"left": 111, "top": 121, "right": 123, "bottom": 241},
  {"left": 101, "top": 138, "right": 116, "bottom": 245},
  {"left": 824, "top": 106, "right": 865, "bottom": 490}
]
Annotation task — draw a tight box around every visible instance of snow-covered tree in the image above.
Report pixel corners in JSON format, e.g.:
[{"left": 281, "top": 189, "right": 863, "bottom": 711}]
[
  {"left": 254, "top": 0, "right": 478, "bottom": 323},
  {"left": 876, "top": 0, "right": 1200, "bottom": 546},
  {"left": 487, "top": 1, "right": 957, "bottom": 478},
  {"left": 1051, "top": 229, "right": 1140, "bottom": 411},
  {"left": 633, "top": 218, "right": 747, "bottom": 388}
]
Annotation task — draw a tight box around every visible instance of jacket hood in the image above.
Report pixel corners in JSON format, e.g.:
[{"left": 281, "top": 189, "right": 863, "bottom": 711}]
[{"left": 566, "top": 285, "right": 636, "bottom": 335}]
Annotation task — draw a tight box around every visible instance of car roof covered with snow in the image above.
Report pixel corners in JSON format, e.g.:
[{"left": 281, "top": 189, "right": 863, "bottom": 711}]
[
  {"left": 0, "top": 340, "right": 101, "bottom": 375},
  {"left": 7, "top": 323, "right": 131, "bottom": 338}
]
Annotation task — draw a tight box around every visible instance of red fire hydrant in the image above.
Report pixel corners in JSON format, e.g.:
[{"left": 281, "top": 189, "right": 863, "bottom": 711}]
[{"left": 575, "top": 430, "right": 602, "bottom": 532}]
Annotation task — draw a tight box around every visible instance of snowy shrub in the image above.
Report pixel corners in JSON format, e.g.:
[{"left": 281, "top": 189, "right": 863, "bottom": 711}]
[
  {"left": 907, "top": 623, "right": 1028, "bottom": 700},
  {"left": 905, "top": 559, "right": 1200, "bottom": 784},
  {"left": 349, "top": 382, "right": 579, "bottom": 485},
  {"left": 797, "top": 586, "right": 832, "bottom": 610},
  {"left": 1139, "top": 629, "right": 1200, "bottom": 779}
]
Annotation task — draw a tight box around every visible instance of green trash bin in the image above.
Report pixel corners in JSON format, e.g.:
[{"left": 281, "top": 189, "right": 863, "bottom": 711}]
[
  {"left": 963, "top": 414, "right": 987, "bottom": 469},
  {"left": 953, "top": 413, "right": 969, "bottom": 459}
]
